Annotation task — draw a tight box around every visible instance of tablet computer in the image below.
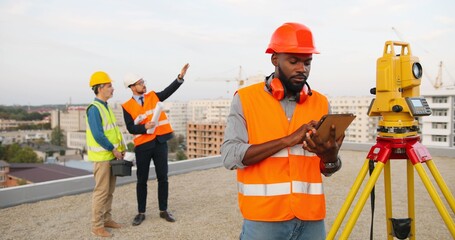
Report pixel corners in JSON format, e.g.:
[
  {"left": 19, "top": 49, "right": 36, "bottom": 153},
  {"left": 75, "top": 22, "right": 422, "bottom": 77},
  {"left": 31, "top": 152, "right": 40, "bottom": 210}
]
[{"left": 315, "top": 114, "right": 356, "bottom": 141}]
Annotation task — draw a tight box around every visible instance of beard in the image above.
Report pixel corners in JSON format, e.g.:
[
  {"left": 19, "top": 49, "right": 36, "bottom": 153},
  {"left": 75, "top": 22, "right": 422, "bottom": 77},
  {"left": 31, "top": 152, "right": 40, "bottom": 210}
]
[{"left": 278, "top": 66, "right": 307, "bottom": 94}]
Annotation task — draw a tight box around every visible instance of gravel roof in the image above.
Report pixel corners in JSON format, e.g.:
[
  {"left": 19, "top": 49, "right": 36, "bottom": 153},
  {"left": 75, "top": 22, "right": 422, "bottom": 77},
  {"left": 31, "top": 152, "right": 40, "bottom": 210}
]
[{"left": 1, "top": 150, "right": 454, "bottom": 239}]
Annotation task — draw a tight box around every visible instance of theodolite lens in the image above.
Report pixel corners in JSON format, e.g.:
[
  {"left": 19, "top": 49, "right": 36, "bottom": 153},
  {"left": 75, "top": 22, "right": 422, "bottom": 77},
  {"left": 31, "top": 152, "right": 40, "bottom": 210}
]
[{"left": 412, "top": 62, "right": 423, "bottom": 79}]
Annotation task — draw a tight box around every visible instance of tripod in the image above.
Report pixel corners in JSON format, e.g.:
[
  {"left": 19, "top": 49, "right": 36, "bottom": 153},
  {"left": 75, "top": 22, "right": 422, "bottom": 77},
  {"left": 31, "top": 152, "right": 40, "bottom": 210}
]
[{"left": 327, "top": 135, "right": 455, "bottom": 239}]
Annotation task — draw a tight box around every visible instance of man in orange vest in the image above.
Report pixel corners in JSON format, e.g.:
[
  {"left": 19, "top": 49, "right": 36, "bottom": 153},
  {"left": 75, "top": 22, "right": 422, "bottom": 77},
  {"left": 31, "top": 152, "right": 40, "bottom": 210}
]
[
  {"left": 122, "top": 63, "right": 189, "bottom": 226},
  {"left": 221, "top": 23, "right": 344, "bottom": 240}
]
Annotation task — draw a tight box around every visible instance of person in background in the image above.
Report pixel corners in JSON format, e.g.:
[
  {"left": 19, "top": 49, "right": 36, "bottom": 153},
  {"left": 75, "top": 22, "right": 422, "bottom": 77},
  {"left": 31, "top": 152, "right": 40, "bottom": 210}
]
[
  {"left": 86, "top": 71, "right": 126, "bottom": 238},
  {"left": 221, "top": 23, "right": 344, "bottom": 240},
  {"left": 122, "top": 63, "right": 189, "bottom": 226}
]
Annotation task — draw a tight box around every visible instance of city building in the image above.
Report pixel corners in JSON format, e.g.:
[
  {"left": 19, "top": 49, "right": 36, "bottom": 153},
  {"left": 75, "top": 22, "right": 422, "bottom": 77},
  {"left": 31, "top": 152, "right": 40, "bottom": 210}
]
[
  {"left": 0, "top": 119, "right": 49, "bottom": 130},
  {"left": 421, "top": 88, "right": 455, "bottom": 147},
  {"left": 163, "top": 101, "right": 188, "bottom": 138},
  {"left": 0, "top": 160, "right": 9, "bottom": 188},
  {"left": 187, "top": 122, "right": 226, "bottom": 159},
  {"left": 0, "top": 130, "right": 52, "bottom": 145},
  {"left": 328, "top": 96, "right": 378, "bottom": 143},
  {"left": 185, "top": 99, "right": 231, "bottom": 158},
  {"left": 187, "top": 98, "right": 231, "bottom": 123}
]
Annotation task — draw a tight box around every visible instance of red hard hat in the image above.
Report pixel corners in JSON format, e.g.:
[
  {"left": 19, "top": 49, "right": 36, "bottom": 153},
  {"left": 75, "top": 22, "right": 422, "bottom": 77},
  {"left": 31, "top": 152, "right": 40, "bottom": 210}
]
[{"left": 266, "top": 22, "right": 320, "bottom": 54}]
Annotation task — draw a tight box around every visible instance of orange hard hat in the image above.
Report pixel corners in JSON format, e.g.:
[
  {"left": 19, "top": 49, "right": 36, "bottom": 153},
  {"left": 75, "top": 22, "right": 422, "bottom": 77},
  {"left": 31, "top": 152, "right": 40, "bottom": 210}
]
[
  {"left": 89, "top": 71, "right": 112, "bottom": 87},
  {"left": 266, "top": 22, "right": 319, "bottom": 54}
]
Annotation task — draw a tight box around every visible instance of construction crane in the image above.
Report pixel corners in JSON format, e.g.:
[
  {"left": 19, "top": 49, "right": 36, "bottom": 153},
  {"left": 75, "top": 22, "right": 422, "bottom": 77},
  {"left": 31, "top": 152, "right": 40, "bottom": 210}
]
[
  {"left": 424, "top": 61, "right": 455, "bottom": 89},
  {"left": 392, "top": 27, "right": 455, "bottom": 89},
  {"left": 428, "top": 61, "right": 443, "bottom": 89},
  {"left": 195, "top": 66, "right": 246, "bottom": 95}
]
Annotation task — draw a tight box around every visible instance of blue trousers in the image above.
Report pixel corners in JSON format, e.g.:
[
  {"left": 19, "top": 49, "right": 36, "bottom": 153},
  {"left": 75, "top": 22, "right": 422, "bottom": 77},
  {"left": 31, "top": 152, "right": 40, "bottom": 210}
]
[{"left": 240, "top": 218, "right": 326, "bottom": 240}]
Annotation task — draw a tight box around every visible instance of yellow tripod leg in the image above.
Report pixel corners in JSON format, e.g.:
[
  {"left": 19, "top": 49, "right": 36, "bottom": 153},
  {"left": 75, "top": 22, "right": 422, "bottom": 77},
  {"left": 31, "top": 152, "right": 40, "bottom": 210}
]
[
  {"left": 327, "top": 159, "right": 371, "bottom": 240},
  {"left": 383, "top": 160, "right": 393, "bottom": 240},
  {"left": 426, "top": 159, "right": 455, "bottom": 214},
  {"left": 414, "top": 163, "right": 455, "bottom": 237},
  {"left": 407, "top": 160, "right": 416, "bottom": 240},
  {"left": 339, "top": 161, "right": 386, "bottom": 239}
]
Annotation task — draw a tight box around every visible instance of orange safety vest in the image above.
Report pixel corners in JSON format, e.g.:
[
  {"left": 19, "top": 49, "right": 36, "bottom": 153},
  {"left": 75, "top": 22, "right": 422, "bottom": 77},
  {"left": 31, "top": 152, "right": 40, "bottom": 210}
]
[
  {"left": 237, "top": 82, "right": 329, "bottom": 221},
  {"left": 122, "top": 92, "right": 173, "bottom": 147}
]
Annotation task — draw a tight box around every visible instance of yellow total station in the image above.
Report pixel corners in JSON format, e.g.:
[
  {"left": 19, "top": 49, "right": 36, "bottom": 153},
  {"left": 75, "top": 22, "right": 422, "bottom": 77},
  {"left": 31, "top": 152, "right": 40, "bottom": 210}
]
[{"left": 368, "top": 41, "right": 431, "bottom": 138}]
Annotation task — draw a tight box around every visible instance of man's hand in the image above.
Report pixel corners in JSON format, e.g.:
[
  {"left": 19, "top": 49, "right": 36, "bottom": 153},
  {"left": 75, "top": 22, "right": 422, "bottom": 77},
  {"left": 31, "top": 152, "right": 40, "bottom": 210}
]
[
  {"left": 303, "top": 124, "right": 344, "bottom": 163},
  {"left": 112, "top": 149, "right": 123, "bottom": 160},
  {"left": 144, "top": 121, "right": 156, "bottom": 130},
  {"left": 284, "top": 120, "right": 318, "bottom": 147},
  {"left": 178, "top": 63, "right": 190, "bottom": 79},
  {"left": 242, "top": 120, "right": 317, "bottom": 166}
]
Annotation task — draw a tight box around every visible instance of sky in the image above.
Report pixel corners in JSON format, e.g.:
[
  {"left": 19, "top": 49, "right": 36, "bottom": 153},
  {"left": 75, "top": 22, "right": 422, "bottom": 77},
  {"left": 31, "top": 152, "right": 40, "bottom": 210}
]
[{"left": 1, "top": 0, "right": 454, "bottom": 106}]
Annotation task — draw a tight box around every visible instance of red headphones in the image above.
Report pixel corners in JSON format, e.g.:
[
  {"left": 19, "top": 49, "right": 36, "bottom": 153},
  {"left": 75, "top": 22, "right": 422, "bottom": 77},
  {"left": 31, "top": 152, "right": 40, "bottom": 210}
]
[{"left": 267, "top": 77, "right": 312, "bottom": 104}]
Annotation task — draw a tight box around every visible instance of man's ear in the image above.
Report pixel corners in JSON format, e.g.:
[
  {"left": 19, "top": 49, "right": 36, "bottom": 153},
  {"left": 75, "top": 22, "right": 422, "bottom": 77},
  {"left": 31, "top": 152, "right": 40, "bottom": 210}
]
[{"left": 271, "top": 53, "right": 278, "bottom": 67}]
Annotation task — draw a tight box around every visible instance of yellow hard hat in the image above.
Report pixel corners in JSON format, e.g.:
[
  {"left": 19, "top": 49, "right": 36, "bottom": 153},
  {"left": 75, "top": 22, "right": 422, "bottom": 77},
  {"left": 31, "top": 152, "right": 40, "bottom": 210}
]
[{"left": 89, "top": 71, "right": 112, "bottom": 87}]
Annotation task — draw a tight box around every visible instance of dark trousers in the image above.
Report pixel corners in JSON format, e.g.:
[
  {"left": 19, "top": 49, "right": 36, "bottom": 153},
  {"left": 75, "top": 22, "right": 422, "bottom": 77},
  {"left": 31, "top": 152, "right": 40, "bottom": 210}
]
[{"left": 135, "top": 142, "right": 169, "bottom": 213}]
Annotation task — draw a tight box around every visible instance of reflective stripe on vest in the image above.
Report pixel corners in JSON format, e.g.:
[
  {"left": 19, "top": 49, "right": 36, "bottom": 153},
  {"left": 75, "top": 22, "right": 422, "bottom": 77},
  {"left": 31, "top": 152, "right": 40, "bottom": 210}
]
[
  {"left": 88, "top": 143, "right": 122, "bottom": 153},
  {"left": 271, "top": 145, "right": 317, "bottom": 158},
  {"left": 238, "top": 181, "right": 323, "bottom": 196},
  {"left": 133, "top": 119, "right": 170, "bottom": 139},
  {"left": 237, "top": 82, "right": 329, "bottom": 221},
  {"left": 122, "top": 92, "right": 173, "bottom": 146}
]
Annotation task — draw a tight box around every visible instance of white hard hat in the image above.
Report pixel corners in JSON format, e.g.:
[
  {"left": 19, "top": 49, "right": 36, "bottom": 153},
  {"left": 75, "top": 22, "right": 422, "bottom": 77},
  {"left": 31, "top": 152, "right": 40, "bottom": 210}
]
[{"left": 124, "top": 73, "right": 143, "bottom": 88}]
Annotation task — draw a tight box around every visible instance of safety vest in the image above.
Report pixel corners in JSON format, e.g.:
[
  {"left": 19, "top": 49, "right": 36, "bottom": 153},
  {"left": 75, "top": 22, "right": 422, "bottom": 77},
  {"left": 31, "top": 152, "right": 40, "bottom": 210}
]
[
  {"left": 122, "top": 92, "right": 173, "bottom": 147},
  {"left": 86, "top": 101, "right": 125, "bottom": 162},
  {"left": 237, "top": 82, "right": 329, "bottom": 221}
]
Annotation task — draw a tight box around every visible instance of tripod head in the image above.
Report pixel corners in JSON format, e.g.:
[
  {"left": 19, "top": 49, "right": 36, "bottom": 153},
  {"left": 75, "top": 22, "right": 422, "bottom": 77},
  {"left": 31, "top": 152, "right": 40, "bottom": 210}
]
[{"left": 368, "top": 41, "right": 432, "bottom": 138}]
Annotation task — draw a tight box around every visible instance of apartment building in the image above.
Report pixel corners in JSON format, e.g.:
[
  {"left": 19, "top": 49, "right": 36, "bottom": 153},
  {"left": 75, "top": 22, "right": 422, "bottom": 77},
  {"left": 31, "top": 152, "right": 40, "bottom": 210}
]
[
  {"left": 187, "top": 122, "right": 225, "bottom": 159},
  {"left": 163, "top": 101, "right": 188, "bottom": 138},
  {"left": 50, "top": 106, "right": 86, "bottom": 132},
  {"left": 187, "top": 99, "right": 231, "bottom": 123},
  {"left": 421, "top": 88, "right": 455, "bottom": 147},
  {"left": 0, "top": 119, "right": 49, "bottom": 130},
  {"left": 185, "top": 99, "right": 231, "bottom": 158},
  {"left": 0, "top": 130, "right": 52, "bottom": 144},
  {"left": 328, "top": 96, "right": 378, "bottom": 143}
]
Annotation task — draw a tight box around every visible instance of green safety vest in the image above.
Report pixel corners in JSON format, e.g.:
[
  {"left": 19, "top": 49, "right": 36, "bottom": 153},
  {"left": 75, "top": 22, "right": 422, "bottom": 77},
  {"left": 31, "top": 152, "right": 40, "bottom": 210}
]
[{"left": 86, "top": 101, "right": 125, "bottom": 162}]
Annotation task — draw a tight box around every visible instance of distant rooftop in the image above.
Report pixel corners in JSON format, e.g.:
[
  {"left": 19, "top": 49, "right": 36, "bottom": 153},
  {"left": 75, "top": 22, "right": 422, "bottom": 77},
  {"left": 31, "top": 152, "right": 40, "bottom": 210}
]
[{"left": 8, "top": 163, "right": 91, "bottom": 183}]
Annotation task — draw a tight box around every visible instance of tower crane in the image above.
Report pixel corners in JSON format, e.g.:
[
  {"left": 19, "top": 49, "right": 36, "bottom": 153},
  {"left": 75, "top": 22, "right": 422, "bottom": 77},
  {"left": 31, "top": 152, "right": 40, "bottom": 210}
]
[
  {"left": 391, "top": 27, "right": 455, "bottom": 90},
  {"left": 195, "top": 66, "right": 246, "bottom": 95}
]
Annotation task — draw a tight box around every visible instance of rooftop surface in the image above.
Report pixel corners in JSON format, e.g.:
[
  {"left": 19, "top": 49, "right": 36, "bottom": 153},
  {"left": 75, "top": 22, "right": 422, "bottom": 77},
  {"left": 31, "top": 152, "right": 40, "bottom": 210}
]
[{"left": 1, "top": 150, "right": 454, "bottom": 239}]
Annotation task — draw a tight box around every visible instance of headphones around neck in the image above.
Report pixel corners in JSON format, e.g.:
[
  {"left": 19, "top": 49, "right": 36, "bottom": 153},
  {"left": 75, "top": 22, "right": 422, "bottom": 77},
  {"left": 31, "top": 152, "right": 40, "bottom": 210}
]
[{"left": 266, "top": 77, "right": 313, "bottom": 104}]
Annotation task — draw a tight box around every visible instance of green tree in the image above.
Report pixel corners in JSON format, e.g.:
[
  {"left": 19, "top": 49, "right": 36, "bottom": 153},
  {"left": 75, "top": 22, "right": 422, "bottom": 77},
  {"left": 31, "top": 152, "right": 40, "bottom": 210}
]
[
  {"left": 51, "top": 127, "right": 65, "bottom": 146},
  {"left": 0, "top": 144, "right": 5, "bottom": 160},
  {"left": 176, "top": 150, "right": 187, "bottom": 161},
  {"left": 168, "top": 136, "right": 178, "bottom": 152},
  {"left": 5, "top": 144, "right": 39, "bottom": 163},
  {"left": 168, "top": 134, "right": 185, "bottom": 153},
  {"left": 5, "top": 143, "right": 21, "bottom": 161},
  {"left": 127, "top": 142, "right": 135, "bottom": 152}
]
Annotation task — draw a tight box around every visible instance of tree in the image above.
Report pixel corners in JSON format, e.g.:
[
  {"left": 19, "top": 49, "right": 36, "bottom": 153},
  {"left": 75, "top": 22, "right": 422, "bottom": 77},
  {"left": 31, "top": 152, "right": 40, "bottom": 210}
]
[
  {"left": 5, "top": 143, "right": 21, "bottom": 161},
  {"left": 10, "top": 147, "right": 39, "bottom": 163},
  {"left": 176, "top": 150, "right": 187, "bottom": 161},
  {"left": 168, "top": 134, "right": 185, "bottom": 153},
  {"left": 3, "top": 143, "right": 39, "bottom": 163},
  {"left": 127, "top": 142, "right": 135, "bottom": 152},
  {"left": 168, "top": 137, "right": 178, "bottom": 152},
  {"left": 0, "top": 144, "right": 5, "bottom": 160},
  {"left": 51, "top": 127, "right": 65, "bottom": 146}
]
